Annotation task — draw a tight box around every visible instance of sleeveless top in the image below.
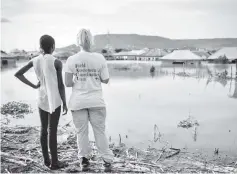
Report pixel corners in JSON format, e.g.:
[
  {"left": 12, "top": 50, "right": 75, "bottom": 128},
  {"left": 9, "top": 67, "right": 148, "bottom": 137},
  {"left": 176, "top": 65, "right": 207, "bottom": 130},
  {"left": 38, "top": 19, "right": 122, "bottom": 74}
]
[{"left": 31, "top": 54, "right": 61, "bottom": 113}]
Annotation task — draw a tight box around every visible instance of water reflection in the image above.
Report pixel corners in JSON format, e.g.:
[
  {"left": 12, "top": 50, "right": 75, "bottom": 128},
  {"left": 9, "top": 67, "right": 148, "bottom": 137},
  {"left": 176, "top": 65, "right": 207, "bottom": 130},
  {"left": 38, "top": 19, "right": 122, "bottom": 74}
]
[
  {"left": 232, "top": 82, "right": 237, "bottom": 98},
  {"left": 109, "top": 62, "right": 235, "bottom": 80},
  {"left": 150, "top": 72, "right": 155, "bottom": 78},
  {"left": 215, "top": 78, "right": 228, "bottom": 87},
  {"left": 229, "top": 81, "right": 237, "bottom": 99},
  {"left": 193, "top": 126, "right": 198, "bottom": 142},
  {"left": 1, "top": 64, "right": 17, "bottom": 71}
]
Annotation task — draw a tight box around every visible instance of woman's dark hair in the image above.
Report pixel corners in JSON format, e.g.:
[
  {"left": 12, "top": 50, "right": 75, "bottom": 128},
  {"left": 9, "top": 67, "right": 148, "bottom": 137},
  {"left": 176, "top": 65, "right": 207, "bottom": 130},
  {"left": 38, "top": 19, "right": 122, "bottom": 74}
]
[{"left": 40, "top": 35, "right": 55, "bottom": 54}]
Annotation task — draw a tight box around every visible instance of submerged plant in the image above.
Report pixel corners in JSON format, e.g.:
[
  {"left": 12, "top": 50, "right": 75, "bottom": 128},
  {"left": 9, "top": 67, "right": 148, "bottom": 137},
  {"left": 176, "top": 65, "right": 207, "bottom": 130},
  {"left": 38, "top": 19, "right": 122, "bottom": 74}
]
[
  {"left": 193, "top": 126, "right": 198, "bottom": 142},
  {"left": 153, "top": 124, "right": 162, "bottom": 142},
  {"left": 177, "top": 116, "right": 199, "bottom": 129},
  {"left": 176, "top": 72, "right": 190, "bottom": 77}
]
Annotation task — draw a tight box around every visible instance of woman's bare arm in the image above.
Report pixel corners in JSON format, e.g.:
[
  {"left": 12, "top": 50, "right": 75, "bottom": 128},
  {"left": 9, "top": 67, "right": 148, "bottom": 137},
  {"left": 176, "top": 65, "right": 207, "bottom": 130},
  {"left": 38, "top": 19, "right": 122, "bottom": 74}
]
[
  {"left": 14, "top": 61, "right": 40, "bottom": 89},
  {"left": 100, "top": 60, "right": 110, "bottom": 84},
  {"left": 55, "top": 59, "right": 68, "bottom": 114},
  {"left": 65, "top": 72, "right": 74, "bottom": 87}
]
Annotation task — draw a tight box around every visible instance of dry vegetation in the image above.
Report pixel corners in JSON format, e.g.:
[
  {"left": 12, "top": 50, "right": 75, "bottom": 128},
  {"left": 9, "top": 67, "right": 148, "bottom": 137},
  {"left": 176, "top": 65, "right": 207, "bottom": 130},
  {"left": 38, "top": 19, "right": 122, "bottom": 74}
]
[
  {"left": 1, "top": 124, "right": 236, "bottom": 173},
  {"left": 1, "top": 102, "right": 237, "bottom": 173}
]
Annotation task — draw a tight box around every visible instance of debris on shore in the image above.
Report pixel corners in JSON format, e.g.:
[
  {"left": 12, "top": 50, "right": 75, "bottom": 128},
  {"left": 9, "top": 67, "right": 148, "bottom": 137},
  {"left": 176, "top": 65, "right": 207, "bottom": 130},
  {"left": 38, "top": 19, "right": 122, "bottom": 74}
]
[
  {"left": 1, "top": 125, "right": 237, "bottom": 173},
  {"left": 0, "top": 102, "right": 236, "bottom": 173},
  {"left": 176, "top": 72, "right": 190, "bottom": 77},
  {"left": 1, "top": 101, "right": 32, "bottom": 119}
]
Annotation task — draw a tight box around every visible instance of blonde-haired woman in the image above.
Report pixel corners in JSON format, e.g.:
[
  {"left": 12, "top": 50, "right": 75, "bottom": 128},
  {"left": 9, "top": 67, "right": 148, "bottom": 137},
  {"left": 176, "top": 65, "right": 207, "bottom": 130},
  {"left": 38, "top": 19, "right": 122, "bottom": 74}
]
[{"left": 65, "top": 29, "right": 113, "bottom": 172}]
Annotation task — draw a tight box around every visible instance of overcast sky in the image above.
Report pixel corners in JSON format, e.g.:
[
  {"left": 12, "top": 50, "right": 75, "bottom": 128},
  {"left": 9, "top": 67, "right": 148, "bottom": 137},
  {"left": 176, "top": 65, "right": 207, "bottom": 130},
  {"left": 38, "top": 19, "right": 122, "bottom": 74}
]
[{"left": 1, "top": 0, "right": 237, "bottom": 51}]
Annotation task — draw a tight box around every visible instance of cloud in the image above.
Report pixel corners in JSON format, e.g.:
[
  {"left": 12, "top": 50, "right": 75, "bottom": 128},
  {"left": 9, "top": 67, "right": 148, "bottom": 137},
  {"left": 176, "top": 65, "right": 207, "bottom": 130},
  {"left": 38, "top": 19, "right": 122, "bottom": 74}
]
[
  {"left": 1, "top": 18, "right": 11, "bottom": 23},
  {"left": 1, "top": 0, "right": 237, "bottom": 51}
]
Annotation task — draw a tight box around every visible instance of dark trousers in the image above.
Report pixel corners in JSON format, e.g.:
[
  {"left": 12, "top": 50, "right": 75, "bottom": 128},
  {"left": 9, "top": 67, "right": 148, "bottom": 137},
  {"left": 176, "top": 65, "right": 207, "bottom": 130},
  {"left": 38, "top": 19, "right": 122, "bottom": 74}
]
[{"left": 39, "top": 106, "right": 61, "bottom": 164}]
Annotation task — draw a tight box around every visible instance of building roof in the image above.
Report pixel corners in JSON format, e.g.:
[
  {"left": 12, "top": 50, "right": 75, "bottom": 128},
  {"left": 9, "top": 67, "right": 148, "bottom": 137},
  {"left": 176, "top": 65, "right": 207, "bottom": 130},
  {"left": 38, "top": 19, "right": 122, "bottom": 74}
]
[
  {"left": 1, "top": 51, "right": 16, "bottom": 59},
  {"left": 1, "top": 51, "right": 8, "bottom": 57},
  {"left": 208, "top": 47, "right": 237, "bottom": 60},
  {"left": 160, "top": 50, "right": 202, "bottom": 60},
  {"left": 112, "top": 51, "right": 131, "bottom": 56},
  {"left": 192, "top": 51, "right": 211, "bottom": 59},
  {"left": 140, "top": 48, "right": 167, "bottom": 57},
  {"left": 10, "top": 49, "right": 28, "bottom": 57}
]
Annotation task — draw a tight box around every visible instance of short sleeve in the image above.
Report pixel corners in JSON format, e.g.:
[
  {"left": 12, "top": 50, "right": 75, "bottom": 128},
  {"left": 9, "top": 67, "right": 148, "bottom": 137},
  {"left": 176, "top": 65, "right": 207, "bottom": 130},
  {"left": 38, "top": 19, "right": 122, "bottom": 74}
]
[
  {"left": 100, "top": 58, "right": 109, "bottom": 80},
  {"left": 64, "top": 57, "right": 73, "bottom": 73}
]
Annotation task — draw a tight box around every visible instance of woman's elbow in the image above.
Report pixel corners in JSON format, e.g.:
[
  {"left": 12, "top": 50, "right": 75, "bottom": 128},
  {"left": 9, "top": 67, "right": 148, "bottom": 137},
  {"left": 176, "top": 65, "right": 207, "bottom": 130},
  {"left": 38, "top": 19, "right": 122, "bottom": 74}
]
[{"left": 14, "top": 72, "right": 21, "bottom": 78}]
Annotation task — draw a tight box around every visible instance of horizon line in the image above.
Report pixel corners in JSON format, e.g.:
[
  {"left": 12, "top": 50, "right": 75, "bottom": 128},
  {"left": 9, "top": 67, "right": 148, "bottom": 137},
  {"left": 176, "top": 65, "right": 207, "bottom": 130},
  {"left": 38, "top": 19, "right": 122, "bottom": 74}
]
[{"left": 95, "top": 33, "right": 237, "bottom": 40}]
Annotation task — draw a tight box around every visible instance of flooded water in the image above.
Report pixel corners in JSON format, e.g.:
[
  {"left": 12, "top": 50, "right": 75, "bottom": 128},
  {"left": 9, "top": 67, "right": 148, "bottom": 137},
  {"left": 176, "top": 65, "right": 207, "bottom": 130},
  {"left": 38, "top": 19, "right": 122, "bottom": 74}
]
[{"left": 1, "top": 60, "right": 237, "bottom": 155}]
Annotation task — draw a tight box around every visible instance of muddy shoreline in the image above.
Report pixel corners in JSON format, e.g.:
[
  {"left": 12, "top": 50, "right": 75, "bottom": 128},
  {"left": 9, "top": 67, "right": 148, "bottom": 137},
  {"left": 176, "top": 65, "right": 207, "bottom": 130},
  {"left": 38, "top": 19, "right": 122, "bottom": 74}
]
[{"left": 1, "top": 125, "right": 237, "bottom": 173}]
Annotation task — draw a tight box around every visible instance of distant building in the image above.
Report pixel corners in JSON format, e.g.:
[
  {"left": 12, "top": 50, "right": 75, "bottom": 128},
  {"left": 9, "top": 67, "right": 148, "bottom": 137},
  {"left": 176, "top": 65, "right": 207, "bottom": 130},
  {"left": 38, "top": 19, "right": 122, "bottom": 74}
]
[
  {"left": 160, "top": 50, "right": 203, "bottom": 65},
  {"left": 1, "top": 51, "right": 16, "bottom": 67},
  {"left": 208, "top": 47, "right": 237, "bottom": 63},
  {"left": 136, "top": 48, "right": 167, "bottom": 61},
  {"left": 112, "top": 49, "right": 146, "bottom": 60},
  {"left": 111, "top": 48, "right": 169, "bottom": 61},
  {"left": 192, "top": 51, "right": 211, "bottom": 59},
  {"left": 10, "top": 49, "right": 29, "bottom": 60},
  {"left": 112, "top": 51, "right": 137, "bottom": 60}
]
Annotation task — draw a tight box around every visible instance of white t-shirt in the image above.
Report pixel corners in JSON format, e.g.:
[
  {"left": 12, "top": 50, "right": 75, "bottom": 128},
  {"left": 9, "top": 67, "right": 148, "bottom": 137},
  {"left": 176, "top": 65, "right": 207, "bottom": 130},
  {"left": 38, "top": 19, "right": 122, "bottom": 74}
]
[{"left": 64, "top": 51, "right": 109, "bottom": 110}]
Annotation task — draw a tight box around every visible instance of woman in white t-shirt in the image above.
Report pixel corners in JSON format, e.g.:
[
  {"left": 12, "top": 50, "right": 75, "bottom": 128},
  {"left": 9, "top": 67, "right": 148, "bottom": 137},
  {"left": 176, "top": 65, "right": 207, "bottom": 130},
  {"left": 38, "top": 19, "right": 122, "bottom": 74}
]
[{"left": 65, "top": 29, "right": 113, "bottom": 172}]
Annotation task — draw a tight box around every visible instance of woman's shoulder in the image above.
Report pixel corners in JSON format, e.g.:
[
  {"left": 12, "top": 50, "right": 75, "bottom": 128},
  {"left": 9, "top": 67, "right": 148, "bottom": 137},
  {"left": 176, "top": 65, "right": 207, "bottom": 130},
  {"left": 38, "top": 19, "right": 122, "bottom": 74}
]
[
  {"left": 91, "top": 52, "right": 105, "bottom": 59},
  {"left": 54, "top": 58, "right": 62, "bottom": 70},
  {"left": 66, "top": 54, "right": 77, "bottom": 63},
  {"left": 30, "top": 54, "right": 42, "bottom": 63}
]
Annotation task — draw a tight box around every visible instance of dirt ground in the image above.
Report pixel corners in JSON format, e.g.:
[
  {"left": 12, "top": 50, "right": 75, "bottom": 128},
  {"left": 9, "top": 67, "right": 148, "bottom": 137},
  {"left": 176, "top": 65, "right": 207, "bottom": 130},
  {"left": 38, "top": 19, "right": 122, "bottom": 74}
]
[{"left": 1, "top": 125, "right": 237, "bottom": 173}]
